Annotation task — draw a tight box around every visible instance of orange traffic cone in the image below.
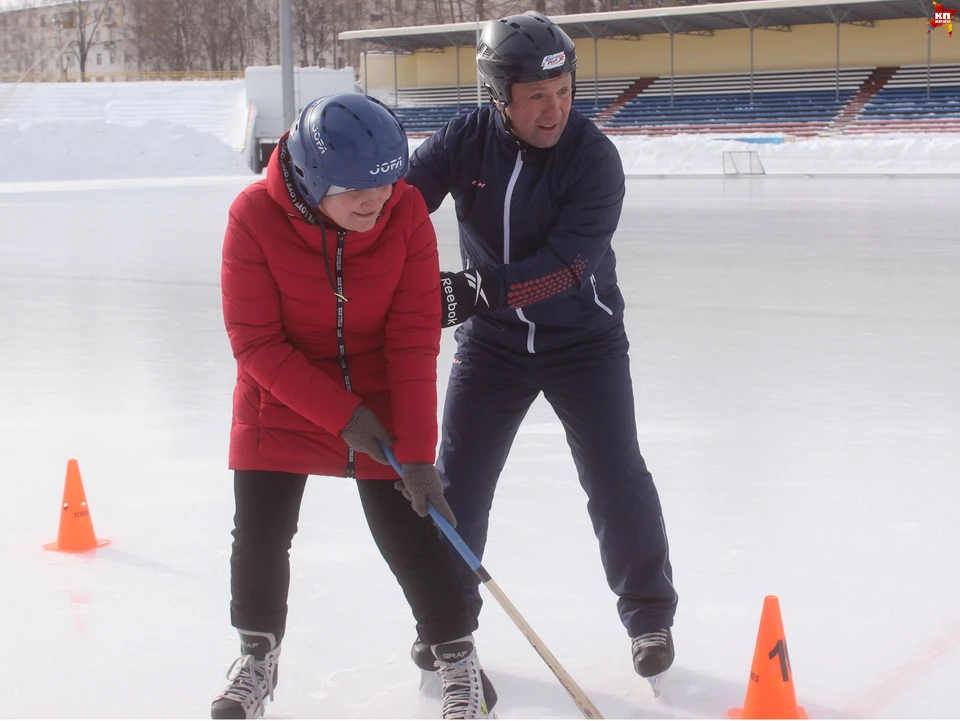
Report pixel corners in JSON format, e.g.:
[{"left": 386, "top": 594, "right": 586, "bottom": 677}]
[
  {"left": 729, "top": 595, "right": 807, "bottom": 719},
  {"left": 42, "top": 459, "right": 110, "bottom": 553}
]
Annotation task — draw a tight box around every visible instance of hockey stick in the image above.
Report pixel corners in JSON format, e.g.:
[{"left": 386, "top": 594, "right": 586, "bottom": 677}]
[{"left": 383, "top": 446, "right": 603, "bottom": 719}]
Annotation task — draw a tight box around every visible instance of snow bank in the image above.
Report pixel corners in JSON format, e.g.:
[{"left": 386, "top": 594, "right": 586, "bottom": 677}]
[
  {"left": 0, "top": 119, "right": 253, "bottom": 182},
  {"left": 609, "top": 133, "right": 960, "bottom": 175},
  {"left": 4, "top": 80, "right": 960, "bottom": 181},
  {"left": 0, "top": 80, "right": 254, "bottom": 181}
]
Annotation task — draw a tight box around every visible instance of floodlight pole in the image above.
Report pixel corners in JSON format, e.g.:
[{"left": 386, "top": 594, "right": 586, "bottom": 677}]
[
  {"left": 658, "top": 18, "right": 683, "bottom": 108},
  {"left": 594, "top": 35, "right": 600, "bottom": 108},
  {"left": 670, "top": 31, "right": 675, "bottom": 106},
  {"left": 739, "top": 13, "right": 766, "bottom": 106},
  {"left": 280, "top": 0, "right": 295, "bottom": 130},
  {"left": 835, "top": 20, "right": 841, "bottom": 102}
]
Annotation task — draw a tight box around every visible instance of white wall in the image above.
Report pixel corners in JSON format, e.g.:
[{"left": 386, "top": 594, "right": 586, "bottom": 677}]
[{"left": 245, "top": 66, "right": 357, "bottom": 140}]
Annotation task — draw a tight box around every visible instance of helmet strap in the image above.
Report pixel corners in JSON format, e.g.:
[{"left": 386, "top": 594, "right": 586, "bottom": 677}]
[{"left": 494, "top": 99, "right": 521, "bottom": 145}]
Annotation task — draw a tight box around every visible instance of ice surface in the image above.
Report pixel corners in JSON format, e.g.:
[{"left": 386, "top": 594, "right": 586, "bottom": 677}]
[{"left": 1, "top": 176, "right": 958, "bottom": 718}]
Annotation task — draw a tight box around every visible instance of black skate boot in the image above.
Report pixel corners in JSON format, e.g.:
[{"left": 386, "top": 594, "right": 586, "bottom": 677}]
[
  {"left": 433, "top": 635, "right": 497, "bottom": 719},
  {"left": 412, "top": 635, "right": 443, "bottom": 695},
  {"left": 412, "top": 634, "right": 438, "bottom": 671},
  {"left": 211, "top": 630, "right": 281, "bottom": 719},
  {"left": 632, "top": 628, "right": 674, "bottom": 697}
]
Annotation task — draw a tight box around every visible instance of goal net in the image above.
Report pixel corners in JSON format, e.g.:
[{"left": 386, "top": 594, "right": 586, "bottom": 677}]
[{"left": 722, "top": 150, "right": 766, "bottom": 176}]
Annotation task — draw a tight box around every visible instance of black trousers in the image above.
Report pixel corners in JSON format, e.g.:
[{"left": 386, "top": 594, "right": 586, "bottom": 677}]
[
  {"left": 229, "top": 470, "right": 478, "bottom": 646},
  {"left": 437, "top": 324, "right": 678, "bottom": 637}
]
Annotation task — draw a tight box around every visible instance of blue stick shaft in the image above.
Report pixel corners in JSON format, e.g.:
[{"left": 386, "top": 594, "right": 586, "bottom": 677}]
[
  {"left": 383, "top": 447, "right": 482, "bottom": 571},
  {"left": 380, "top": 445, "right": 602, "bottom": 718}
]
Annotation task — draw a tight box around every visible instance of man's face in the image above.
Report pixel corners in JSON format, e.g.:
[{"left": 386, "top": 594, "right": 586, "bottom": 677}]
[{"left": 503, "top": 74, "right": 573, "bottom": 148}]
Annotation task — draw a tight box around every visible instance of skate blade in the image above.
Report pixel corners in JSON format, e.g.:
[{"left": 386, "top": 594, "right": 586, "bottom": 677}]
[
  {"left": 647, "top": 670, "right": 668, "bottom": 698},
  {"left": 419, "top": 668, "right": 441, "bottom": 696}
]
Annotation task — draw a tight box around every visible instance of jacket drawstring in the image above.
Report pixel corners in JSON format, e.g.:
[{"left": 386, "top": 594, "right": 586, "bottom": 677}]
[{"left": 319, "top": 216, "right": 350, "bottom": 302}]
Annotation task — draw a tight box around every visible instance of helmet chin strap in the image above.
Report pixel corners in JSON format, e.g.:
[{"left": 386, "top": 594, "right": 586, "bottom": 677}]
[{"left": 494, "top": 98, "right": 521, "bottom": 145}]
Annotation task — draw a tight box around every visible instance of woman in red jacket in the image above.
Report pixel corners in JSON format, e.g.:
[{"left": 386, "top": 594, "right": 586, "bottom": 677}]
[{"left": 211, "top": 94, "right": 496, "bottom": 720}]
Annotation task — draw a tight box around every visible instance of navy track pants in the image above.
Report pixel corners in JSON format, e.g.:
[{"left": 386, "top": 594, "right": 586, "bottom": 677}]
[{"left": 436, "top": 323, "right": 678, "bottom": 637}]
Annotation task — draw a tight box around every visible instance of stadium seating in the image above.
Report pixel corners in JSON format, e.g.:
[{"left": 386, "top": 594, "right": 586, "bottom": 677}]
[
  {"left": 604, "top": 67, "right": 871, "bottom": 135},
  {"left": 387, "top": 64, "right": 960, "bottom": 136},
  {"left": 843, "top": 64, "right": 960, "bottom": 133}
]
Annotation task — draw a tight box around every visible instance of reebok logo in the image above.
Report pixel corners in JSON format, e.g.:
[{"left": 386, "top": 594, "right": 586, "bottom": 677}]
[
  {"left": 464, "top": 270, "right": 489, "bottom": 309},
  {"left": 441, "top": 275, "right": 458, "bottom": 326}
]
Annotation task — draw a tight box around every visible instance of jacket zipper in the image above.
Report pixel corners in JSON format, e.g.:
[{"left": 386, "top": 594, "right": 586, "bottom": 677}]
[
  {"left": 503, "top": 150, "right": 536, "bottom": 354},
  {"left": 332, "top": 229, "right": 356, "bottom": 479}
]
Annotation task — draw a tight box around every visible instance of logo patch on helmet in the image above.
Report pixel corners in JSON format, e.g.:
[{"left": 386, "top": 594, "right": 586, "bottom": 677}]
[
  {"left": 311, "top": 123, "right": 326, "bottom": 154},
  {"left": 541, "top": 52, "right": 566, "bottom": 71},
  {"left": 370, "top": 156, "right": 404, "bottom": 175}
]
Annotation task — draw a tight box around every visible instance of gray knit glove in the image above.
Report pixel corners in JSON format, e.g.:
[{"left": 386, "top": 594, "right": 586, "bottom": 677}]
[
  {"left": 339, "top": 405, "right": 394, "bottom": 465},
  {"left": 394, "top": 463, "right": 457, "bottom": 526}
]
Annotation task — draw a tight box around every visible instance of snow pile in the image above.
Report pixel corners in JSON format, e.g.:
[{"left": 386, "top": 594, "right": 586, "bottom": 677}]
[
  {"left": 0, "top": 119, "right": 253, "bottom": 182},
  {"left": 609, "top": 132, "right": 960, "bottom": 175},
  {"left": 3, "top": 79, "right": 960, "bottom": 181},
  {"left": 0, "top": 81, "right": 253, "bottom": 181}
]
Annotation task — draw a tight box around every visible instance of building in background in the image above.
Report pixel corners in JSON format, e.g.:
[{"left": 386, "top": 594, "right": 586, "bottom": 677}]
[
  {"left": 0, "top": 0, "right": 130, "bottom": 81},
  {"left": 1, "top": 0, "right": 728, "bottom": 82}
]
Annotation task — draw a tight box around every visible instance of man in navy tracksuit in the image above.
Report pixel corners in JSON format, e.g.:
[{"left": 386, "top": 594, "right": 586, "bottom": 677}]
[{"left": 405, "top": 11, "right": 678, "bottom": 686}]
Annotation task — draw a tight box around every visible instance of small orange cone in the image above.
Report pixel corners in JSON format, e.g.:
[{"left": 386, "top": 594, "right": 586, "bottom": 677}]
[
  {"left": 729, "top": 595, "right": 807, "bottom": 719},
  {"left": 42, "top": 459, "right": 110, "bottom": 553}
]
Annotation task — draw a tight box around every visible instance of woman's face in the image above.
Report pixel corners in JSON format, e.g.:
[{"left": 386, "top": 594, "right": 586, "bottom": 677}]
[{"left": 318, "top": 184, "right": 394, "bottom": 232}]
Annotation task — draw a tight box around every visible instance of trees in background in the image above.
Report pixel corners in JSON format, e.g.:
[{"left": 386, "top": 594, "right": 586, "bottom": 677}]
[
  {"left": 127, "top": 0, "right": 587, "bottom": 73},
  {"left": 1, "top": 0, "right": 722, "bottom": 78}
]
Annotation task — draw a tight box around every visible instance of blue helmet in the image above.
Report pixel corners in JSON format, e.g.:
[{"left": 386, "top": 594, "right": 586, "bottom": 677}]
[{"left": 287, "top": 93, "right": 408, "bottom": 207}]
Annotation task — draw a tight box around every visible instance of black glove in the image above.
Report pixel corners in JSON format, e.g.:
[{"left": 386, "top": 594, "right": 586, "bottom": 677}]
[
  {"left": 394, "top": 463, "right": 457, "bottom": 526},
  {"left": 440, "top": 268, "right": 502, "bottom": 327},
  {"left": 339, "top": 405, "right": 394, "bottom": 465}
]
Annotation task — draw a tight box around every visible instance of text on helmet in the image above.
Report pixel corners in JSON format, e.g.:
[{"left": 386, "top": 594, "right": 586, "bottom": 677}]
[
  {"left": 311, "top": 123, "right": 327, "bottom": 154},
  {"left": 370, "top": 156, "right": 403, "bottom": 175}
]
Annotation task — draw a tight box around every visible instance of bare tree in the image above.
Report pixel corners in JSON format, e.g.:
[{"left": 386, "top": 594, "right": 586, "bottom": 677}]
[
  {"left": 245, "top": 0, "right": 277, "bottom": 65},
  {"left": 194, "top": 0, "right": 244, "bottom": 71},
  {"left": 294, "top": 0, "right": 330, "bottom": 66},
  {"left": 49, "top": 0, "right": 113, "bottom": 81},
  {"left": 129, "top": 0, "right": 201, "bottom": 71}
]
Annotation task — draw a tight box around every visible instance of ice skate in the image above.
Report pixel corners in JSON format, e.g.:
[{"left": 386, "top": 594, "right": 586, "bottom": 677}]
[
  {"left": 433, "top": 635, "right": 498, "bottom": 719},
  {"left": 211, "top": 630, "right": 281, "bottom": 719},
  {"left": 632, "top": 628, "right": 674, "bottom": 698}
]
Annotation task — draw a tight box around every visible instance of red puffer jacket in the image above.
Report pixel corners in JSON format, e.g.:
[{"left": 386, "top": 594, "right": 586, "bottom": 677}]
[{"left": 221, "top": 139, "right": 441, "bottom": 479}]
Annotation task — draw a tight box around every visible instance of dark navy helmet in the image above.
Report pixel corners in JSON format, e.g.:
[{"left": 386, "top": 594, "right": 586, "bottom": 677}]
[
  {"left": 287, "top": 93, "right": 408, "bottom": 207},
  {"left": 477, "top": 11, "right": 578, "bottom": 106}
]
